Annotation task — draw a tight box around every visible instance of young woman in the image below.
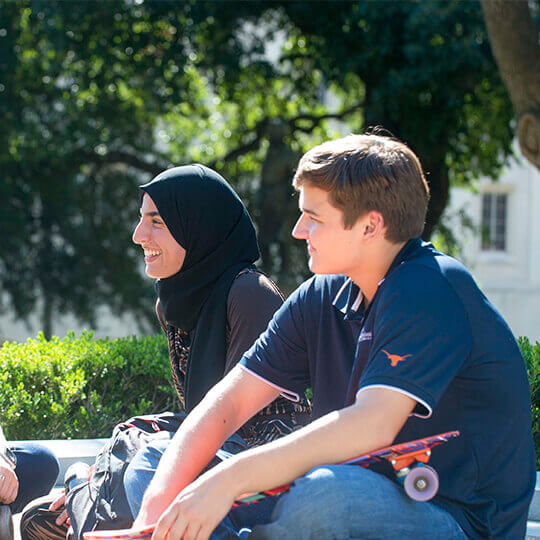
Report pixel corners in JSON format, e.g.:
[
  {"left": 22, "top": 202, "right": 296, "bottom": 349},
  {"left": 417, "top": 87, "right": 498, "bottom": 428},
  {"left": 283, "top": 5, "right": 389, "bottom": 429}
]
[{"left": 128, "top": 164, "right": 311, "bottom": 520}]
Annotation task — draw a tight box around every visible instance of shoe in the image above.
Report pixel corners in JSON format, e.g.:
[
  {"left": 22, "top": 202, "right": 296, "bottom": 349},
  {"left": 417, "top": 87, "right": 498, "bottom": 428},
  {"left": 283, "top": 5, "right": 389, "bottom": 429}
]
[
  {"left": 0, "top": 504, "right": 14, "bottom": 540},
  {"left": 19, "top": 494, "right": 68, "bottom": 540}
]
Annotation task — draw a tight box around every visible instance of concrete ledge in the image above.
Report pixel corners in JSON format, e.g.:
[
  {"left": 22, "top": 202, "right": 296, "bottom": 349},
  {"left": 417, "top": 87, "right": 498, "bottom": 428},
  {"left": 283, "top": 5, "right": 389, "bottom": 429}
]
[
  {"left": 11, "top": 438, "right": 107, "bottom": 487},
  {"left": 530, "top": 473, "right": 540, "bottom": 521},
  {"left": 528, "top": 521, "right": 540, "bottom": 539}
]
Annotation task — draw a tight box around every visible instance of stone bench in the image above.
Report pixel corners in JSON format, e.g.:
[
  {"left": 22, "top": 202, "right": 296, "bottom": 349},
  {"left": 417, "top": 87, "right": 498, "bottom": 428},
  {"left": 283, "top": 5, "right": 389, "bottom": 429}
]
[
  {"left": 527, "top": 472, "right": 540, "bottom": 539},
  {"left": 11, "top": 438, "right": 107, "bottom": 488}
]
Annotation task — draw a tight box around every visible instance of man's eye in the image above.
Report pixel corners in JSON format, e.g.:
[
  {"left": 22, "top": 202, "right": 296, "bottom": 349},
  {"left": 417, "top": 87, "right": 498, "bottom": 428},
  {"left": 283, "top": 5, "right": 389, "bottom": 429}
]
[{"left": 152, "top": 219, "right": 163, "bottom": 225}]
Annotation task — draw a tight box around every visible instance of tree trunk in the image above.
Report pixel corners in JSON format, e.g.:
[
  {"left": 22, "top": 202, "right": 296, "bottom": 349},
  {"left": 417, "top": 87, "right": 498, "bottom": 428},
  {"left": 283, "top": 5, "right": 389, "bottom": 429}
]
[
  {"left": 480, "top": 0, "right": 540, "bottom": 169},
  {"left": 423, "top": 163, "right": 450, "bottom": 240},
  {"left": 42, "top": 291, "right": 53, "bottom": 340}
]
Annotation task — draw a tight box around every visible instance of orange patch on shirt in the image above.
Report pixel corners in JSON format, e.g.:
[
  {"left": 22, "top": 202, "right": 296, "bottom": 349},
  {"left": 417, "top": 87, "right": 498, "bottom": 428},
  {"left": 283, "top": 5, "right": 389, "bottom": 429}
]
[{"left": 382, "top": 350, "right": 412, "bottom": 367}]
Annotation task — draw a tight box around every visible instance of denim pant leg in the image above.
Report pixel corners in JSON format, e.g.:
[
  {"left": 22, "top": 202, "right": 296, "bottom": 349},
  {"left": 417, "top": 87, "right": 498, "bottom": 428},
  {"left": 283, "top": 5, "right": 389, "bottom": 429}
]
[
  {"left": 123, "top": 435, "right": 173, "bottom": 519},
  {"left": 10, "top": 443, "right": 59, "bottom": 514},
  {"left": 248, "top": 465, "right": 467, "bottom": 540}
]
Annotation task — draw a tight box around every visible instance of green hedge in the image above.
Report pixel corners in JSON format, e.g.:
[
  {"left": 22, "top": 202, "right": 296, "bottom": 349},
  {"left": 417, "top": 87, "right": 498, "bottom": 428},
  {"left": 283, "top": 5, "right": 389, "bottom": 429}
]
[
  {"left": 0, "top": 332, "right": 179, "bottom": 440},
  {"left": 1, "top": 333, "right": 540, "bottom": 466},
  {"left": 520, "top": 337, "right": 540, "bottom": 468}
]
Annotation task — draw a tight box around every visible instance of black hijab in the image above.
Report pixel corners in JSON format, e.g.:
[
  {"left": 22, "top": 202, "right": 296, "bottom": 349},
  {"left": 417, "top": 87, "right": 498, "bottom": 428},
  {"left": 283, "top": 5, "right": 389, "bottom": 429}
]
[{"left": 140, "top": 164, "right": 260, "bottom": 411}]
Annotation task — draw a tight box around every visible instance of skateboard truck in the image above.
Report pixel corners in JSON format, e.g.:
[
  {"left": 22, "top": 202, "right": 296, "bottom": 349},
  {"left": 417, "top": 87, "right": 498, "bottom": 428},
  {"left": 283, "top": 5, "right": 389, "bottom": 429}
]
[{"left": 391, "top": 448, "right": 439, "bottom": 501}]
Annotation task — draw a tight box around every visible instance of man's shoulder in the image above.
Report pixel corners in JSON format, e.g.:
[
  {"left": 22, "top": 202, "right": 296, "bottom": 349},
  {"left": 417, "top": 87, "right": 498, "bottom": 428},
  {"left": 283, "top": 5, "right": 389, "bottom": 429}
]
[
  {"left": 288, "top": 274, "right": 350, "bottom": 306},
  {"left": 386, "top": 247, "right": 473, "bottom": 298}
]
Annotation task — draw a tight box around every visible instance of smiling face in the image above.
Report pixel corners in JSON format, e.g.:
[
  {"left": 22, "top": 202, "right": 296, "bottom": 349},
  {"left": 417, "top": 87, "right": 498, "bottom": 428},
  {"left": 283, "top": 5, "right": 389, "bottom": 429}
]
[
  {"left": 132, "top": 194, "right": 186, "bottom": 279},
  {"left": 292, "top": 183, "right": 368, "bottom": 276}
]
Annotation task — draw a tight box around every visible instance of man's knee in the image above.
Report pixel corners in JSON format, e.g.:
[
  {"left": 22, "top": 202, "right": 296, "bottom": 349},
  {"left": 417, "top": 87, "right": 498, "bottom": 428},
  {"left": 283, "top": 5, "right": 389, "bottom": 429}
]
[
  {"left": 250, "top": 466, "right": 397, "bottom": 539},
  {"left": 295, "top": 464, "right": 376, "bottom": 503},
  {"left": 272, "top": 466, "right": 353, "bottom": 527}
]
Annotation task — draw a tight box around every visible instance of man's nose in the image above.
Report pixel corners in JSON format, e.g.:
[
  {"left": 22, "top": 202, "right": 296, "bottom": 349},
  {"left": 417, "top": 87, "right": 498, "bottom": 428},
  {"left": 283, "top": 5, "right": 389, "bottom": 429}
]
[{"left": 292, "top": 215, "right": 308, "bottom": 239}]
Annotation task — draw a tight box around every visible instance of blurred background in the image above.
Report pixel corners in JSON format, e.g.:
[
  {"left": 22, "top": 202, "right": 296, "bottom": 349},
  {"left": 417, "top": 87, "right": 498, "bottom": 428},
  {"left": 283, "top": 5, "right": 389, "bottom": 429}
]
[{"left": 1, "top": 0, "right": 539, "bottom": 342}]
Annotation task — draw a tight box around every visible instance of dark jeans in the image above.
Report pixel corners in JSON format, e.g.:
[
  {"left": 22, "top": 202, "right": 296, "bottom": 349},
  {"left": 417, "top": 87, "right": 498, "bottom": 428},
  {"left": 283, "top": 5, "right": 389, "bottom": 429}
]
[{"left": 10, "top": 442, "right": 59, "bottom": 513}]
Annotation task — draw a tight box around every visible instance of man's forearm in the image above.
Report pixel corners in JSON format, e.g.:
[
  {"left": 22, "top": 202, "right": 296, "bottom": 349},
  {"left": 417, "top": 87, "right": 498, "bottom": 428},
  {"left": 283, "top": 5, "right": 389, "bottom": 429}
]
[{"left": 219, "top": 387, "right": 416, "bottom": 500}]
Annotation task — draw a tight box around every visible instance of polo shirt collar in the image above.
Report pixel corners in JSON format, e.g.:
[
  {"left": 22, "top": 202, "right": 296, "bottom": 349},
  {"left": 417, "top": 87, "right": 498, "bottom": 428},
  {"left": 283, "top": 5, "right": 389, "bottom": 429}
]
[
  {"left": 332, "top": 278, "right": 364, "bottom": 320},
  {"left": 332, "top": 237, "right": 426, "bottom": 319}
]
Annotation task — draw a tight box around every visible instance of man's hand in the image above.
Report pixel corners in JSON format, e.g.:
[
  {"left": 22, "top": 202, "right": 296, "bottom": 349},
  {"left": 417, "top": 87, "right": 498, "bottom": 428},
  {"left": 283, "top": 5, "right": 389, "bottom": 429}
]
[
  {"left": 48, "top": 490, "right": 69, "bottom": 526},
  {"left": 151, "top": 465, "right": 237, "bottom": 540},
  {"left": 0, "top": 463, "right": 18, "bottom": 504}
]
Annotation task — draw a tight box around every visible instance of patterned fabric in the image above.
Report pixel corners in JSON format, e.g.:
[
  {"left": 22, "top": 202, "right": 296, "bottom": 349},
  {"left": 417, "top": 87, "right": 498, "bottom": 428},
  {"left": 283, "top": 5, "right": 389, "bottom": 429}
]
[
  {"left": 167, "top": 326, "right": 190, "bottom": 409},
  {"left": 19, "top": 494, "right": 68, "bottom": 540},
  {"left": 166, "top": 325, "right": 311, "bottom": 448}
]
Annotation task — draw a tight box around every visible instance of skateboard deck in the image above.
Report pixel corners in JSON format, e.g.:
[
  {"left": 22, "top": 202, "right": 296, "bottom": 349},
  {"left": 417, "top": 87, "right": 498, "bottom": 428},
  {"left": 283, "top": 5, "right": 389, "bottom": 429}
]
[
  {"left": 234, "top": 430, "right": 460, "bottom": 505},
  {"left": 83, "top": 431, "right": 459, "bottom": 538},
  {"left": 83, "top": 524, "right": 155, "bottom": 539}
]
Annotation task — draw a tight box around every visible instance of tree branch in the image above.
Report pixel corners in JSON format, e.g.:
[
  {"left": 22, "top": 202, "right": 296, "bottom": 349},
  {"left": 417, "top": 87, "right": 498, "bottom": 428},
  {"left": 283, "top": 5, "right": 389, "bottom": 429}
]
[
  {"left": 79, "top": 149, "right": 167, "bottom": 176},
  {"left": 210, "top": 102, "right": 364, "bottom": 165},
  {"left": 208, "top": 118, "right": 269, "bottom": 168},
  {"left": 291, "top": 102, "right": 364, "bottom": 132}
]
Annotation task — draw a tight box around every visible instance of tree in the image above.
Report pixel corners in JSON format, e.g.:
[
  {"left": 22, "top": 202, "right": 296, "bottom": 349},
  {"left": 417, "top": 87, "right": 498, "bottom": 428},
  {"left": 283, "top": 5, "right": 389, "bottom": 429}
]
[
  {"left": 272, "top": 1, "right": 514, "bottom": 237},
  {"left": 0, "top": 1, "right": 516, "bottom": 332},
  {"left": 480, "top": 0, "right": 540, "bottom": 169},
  {"left": 0, "top": 2, "right": 176, "bottom": 336}
]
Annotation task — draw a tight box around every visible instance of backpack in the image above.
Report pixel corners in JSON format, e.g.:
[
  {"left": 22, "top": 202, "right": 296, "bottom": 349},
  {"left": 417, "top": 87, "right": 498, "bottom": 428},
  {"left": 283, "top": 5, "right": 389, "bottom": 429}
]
[{"left": 65, "top": 412, "right": 245, "bottom": 540}]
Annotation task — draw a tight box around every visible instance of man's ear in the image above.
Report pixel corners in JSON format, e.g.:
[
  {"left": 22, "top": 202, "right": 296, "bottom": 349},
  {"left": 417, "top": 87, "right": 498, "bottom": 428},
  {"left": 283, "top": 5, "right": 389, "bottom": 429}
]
[{"left": 362, "top": 211, "right": 385, "bottom": 241}]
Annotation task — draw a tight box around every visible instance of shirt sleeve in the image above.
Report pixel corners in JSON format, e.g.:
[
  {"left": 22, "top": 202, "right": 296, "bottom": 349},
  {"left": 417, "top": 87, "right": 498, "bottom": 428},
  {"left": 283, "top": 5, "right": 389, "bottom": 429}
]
[
  {"left": 239, "top": 282, "right": 311, "bottom": 401},
  {"left": 224, "top": 271, "right": 283, "bottom": 374},
  {"left": 357, "top": 266, "right": 473, "bottom": 418}
]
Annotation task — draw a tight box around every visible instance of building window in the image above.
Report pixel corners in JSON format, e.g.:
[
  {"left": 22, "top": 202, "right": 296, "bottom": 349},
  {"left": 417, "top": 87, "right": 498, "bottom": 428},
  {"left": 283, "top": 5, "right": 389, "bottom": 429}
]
[{"left": 481, "top": 193, "right": 507, "bottom": 251}]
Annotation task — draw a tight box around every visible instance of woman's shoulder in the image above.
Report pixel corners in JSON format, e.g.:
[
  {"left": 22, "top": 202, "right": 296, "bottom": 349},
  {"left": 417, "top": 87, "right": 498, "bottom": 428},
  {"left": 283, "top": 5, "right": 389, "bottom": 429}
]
[
  {"left": 226, "top": 268, "right": 283, "bottom": 327},
  {"left": 229, "top": 268, "right": 284, "bottom": 303},
  {"left": 224, "top": 268, "right": 284, "bottom": 372}
]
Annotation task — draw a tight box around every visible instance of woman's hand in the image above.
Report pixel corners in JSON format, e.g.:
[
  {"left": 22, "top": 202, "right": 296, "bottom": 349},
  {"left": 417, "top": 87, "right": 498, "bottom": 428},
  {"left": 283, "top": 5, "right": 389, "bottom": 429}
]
[
  {"left": 152, "top": 467, "right": 238, "bottom": 540},
  {"left": 48, "top": 490, "right": 69, "bottom": 526},
  {"left": 0, "top": 463, "right": 18, "bottom": 504}
]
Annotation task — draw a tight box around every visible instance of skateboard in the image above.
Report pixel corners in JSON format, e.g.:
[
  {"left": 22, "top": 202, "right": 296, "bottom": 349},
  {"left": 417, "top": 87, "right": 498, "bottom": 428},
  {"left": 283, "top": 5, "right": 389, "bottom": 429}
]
[
  {"left": 234, "top": 430, "right": 460, "bottom": 505},
  {"left": 83, "top": 525, "right": 155, "bottom": 539},
  {"left": 83, "top": 430, "right": 459, "bottom": 539}
]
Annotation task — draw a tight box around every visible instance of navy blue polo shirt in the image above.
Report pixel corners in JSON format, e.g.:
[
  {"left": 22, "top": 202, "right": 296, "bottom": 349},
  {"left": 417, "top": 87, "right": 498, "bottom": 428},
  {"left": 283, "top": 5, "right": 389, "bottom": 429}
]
[{"left": 240, "top": 238, "right": 535, "bottom": 539}]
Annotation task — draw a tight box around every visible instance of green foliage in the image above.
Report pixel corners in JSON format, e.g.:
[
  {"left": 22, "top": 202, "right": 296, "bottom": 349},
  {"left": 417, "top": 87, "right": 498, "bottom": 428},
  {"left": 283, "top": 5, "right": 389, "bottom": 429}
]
[
  {"left": 1, "top": 1, "right": 515, "bottom": 332},
  {"left": 520, "top": 337, "right": 540, "bottom": 468},
  {"left": 0, "top": 331, "right": 179, "bottom": 440}
]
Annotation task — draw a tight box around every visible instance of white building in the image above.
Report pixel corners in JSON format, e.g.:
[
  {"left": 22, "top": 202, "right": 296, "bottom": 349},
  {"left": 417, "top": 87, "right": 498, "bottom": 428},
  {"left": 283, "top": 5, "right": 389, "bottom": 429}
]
[{"left": 446, "top": 149, "right": 540, "bottom": 342}]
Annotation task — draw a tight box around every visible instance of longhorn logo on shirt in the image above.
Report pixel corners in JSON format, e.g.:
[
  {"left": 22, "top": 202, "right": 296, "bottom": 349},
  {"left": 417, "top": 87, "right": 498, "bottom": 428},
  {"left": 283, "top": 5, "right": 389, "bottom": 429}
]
[{"left": 382, "top": 350, "right": 412, "bottom": 367}]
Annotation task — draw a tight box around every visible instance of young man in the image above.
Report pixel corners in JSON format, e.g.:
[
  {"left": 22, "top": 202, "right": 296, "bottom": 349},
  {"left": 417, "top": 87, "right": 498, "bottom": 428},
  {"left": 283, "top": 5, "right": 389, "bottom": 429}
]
[{"left": 131, "top": 134, "right": 535, "bottom": 539}]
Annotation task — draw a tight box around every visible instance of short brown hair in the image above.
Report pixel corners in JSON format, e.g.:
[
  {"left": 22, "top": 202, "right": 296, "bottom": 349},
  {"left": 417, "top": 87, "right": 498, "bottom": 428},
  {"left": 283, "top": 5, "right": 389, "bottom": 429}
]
[{"left": 293, "top": 133, "right": 430, "bottom": 243}]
